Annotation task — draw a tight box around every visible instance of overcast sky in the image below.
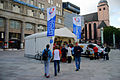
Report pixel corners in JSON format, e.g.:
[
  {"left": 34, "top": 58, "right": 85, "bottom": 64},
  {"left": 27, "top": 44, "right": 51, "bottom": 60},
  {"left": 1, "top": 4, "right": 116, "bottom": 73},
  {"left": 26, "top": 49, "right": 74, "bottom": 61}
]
[{"left": 62, "top": 0, "right": 120, "bottom": 28}]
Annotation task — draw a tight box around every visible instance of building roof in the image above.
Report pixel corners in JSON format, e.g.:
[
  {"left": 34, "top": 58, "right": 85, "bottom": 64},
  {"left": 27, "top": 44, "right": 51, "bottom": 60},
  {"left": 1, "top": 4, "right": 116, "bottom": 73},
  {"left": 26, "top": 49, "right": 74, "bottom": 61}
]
[
  {"left": 98, "top": 21, "right": 107, "bottom": 29},
  {"left": 83, "top": 12, "right": 98, "bottom": 22},
  {"left": 63, "top": 2, "right": 80, "bottom": 14}
]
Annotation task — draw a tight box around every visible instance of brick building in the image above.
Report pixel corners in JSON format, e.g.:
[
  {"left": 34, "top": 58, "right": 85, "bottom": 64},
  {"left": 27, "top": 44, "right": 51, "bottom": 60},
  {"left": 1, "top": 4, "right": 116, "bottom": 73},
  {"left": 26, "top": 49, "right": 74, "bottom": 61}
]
[
  {"left": 0, "top": 0, "right": 64, "bottom": 49},
  {"left": 83, "top": 0, "right": 110, "bottom": 44}
]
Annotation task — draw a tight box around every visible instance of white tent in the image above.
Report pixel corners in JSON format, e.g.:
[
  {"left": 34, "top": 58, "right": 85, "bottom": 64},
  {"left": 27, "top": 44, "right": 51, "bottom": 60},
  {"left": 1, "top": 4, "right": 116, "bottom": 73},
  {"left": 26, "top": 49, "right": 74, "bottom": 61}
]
[{"left": 25, "top": 27, "right": 76, "bottom": 58}]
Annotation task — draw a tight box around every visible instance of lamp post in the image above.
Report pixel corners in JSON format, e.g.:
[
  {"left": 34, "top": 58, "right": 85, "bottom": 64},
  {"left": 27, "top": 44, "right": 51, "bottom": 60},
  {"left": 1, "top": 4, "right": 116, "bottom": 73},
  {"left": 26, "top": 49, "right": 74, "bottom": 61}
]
[
  {"left": 113, "top": 33, "right": 115, "bottom": 48},
  {"left": 101, "top": 27, "right": 104, "bottom": 46}
]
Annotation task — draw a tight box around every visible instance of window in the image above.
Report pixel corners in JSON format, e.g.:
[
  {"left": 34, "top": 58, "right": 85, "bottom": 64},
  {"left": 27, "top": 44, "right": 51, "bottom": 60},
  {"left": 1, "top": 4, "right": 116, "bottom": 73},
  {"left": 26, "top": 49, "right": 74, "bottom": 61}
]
[
  {"left": 89, "top": 24, "right": 92, "bottom": 40},
  {"left": 26, "top": 0, "right": 30, "bottom": 4},
  {"left": 103, "top": 7, "right": 105, "bottom": 10},
  {"left": 59, "top": 4, "right": 61, "bottom": 8},
  {"left": 58, "top": 10, "right": 61, "bottom": 15},
  {"left": 99, "top": 8, "right": 101, "bottom": 11},
  {"left": 40, "top": 13, "right": 45, "bottom": 19},
  {"left": 38, "top": 3, "right": 44, "bottom": 10},
  {"left": 27, "top": 9, "right": 34, "bottom": 16},
  {"left": 38, "top": 3, "right": 41, "bottom": 8},
  {"left": 41, "top": 4, "right": 44, "bottom": 9},
  {"left": 56, "top": 3, "right": 58, "bottom": 7},
  {"left": 37, "top": 25, "right": 46, "bottom": 32},
  {"left": 31, "top": 0, "right": 34, "bottom": 5},
  {"left": 48, "top": 0, "right": 50, "bottom": 4},
  {"left": 0, "top": 18, "right": 4, "bottom": 27},
  {"left": 48, "top": 0, "right": 53, "bottom": 4},
  {"left": 58, "top": 18, "right": 62, "bottom": 23},
  {"left": 56, "top": 10, "right": 61, "bottom": 15},
  {"left": 10, "top": 20, "right": 21, "bottom": 29},
  {"left": 12, "top": 5, "right": 20, "bottom": 13},
  {"left": 85, "top": 24, "right": 87, "bottom": 40},
  {"left": 51, "top": 0, "right": 53, "bottom": 4},
  {"left": 0, "top": 1, "right": 3, "bottom": 9},
  {"left": 94, "top": 23, "right": 97, "bottom": 39},
  {"left": 25, "top": 23, "right": 34, "bottom": 30},
  {"left": 56, "top": 10, "right": 58, "bottom": 15}
]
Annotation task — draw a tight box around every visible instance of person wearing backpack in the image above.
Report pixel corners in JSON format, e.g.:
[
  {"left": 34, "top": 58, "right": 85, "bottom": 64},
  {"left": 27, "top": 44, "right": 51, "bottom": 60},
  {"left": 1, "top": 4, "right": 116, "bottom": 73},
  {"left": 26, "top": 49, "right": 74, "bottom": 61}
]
[
  {"left": 42, "top": 44, "right": 52, "bottom": 78},
  {"left": 53, "top": 45, "right": 62, "bottom": 76}
]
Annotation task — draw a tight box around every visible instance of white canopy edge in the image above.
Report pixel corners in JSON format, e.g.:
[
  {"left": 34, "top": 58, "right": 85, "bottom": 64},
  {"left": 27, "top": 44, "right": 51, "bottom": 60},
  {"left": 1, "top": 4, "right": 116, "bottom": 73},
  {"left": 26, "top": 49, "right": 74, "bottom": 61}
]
[{"left": 25, "top": 27, "right": 77, "bottom": 40}]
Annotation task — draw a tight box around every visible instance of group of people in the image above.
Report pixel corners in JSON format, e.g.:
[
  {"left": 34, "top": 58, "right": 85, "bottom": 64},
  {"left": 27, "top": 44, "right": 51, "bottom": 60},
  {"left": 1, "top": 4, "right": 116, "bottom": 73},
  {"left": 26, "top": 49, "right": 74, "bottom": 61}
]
[
  {"left": 42, "top": 42, "right": 83, "bottom": 78},
  {"left": 87, "top": 44, "right": 111, "bottom": 60}
]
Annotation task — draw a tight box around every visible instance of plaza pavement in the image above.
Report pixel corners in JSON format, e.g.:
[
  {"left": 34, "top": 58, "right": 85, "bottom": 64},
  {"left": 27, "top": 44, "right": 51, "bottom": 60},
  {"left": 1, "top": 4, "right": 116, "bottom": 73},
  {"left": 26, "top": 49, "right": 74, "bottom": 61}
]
[{"left": 0, "top": 49, "right": 120, "bottom": 80}]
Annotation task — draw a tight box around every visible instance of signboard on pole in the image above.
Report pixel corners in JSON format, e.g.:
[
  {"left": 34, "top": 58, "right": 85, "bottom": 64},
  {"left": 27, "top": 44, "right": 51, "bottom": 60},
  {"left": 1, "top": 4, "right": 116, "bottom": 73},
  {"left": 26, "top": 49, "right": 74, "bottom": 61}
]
[
  {"left": 47, "top": 6, "right": 56, "bottom": 37},
  {"left": 73, "top": 17, "right": 81, "bottom": 39}
]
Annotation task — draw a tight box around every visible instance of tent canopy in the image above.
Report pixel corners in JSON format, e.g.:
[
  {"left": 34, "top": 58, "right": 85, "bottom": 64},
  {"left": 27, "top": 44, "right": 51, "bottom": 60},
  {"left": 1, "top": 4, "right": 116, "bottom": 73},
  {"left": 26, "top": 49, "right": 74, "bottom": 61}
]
[{"left": 25, "top": 27, "right": 77, "bottom": 40}]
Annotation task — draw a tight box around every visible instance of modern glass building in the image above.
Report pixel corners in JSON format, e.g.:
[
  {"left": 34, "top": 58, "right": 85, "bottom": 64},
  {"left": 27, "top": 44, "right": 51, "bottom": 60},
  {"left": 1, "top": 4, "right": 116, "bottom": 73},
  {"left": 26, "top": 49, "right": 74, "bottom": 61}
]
[{"left": 63, "top": 2, "right": 84, "bottom": 31}]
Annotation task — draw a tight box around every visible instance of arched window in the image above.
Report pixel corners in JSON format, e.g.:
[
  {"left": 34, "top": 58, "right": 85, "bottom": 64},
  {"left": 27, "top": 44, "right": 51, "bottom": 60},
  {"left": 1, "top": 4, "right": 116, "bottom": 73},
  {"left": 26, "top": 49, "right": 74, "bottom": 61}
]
[
  {"left": 89, "top": 24, "right": 92, "bottom": 40},
  {"left": 85, "top": 24, "right": 87, "bottom": 40},
  {"left": 94, "top": 23, "right": 97, "bottom": 40}
]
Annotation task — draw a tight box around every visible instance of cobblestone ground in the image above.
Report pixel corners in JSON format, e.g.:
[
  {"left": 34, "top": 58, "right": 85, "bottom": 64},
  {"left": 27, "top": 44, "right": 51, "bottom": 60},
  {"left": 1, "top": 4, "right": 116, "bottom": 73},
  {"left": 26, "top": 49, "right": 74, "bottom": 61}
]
[{"left": 0, "top": 49, "right": 120, "bottom": 80}]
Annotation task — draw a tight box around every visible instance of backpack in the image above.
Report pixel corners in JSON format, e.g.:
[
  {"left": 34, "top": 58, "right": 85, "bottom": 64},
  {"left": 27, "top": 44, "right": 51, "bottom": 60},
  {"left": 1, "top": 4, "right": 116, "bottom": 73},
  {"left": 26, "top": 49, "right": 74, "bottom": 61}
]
[
  {"left": 42, "top": 49, "right": 49, "bottom": 61},
  {"left": 105, "top": 47, "right": 110, "bottom": 53}
]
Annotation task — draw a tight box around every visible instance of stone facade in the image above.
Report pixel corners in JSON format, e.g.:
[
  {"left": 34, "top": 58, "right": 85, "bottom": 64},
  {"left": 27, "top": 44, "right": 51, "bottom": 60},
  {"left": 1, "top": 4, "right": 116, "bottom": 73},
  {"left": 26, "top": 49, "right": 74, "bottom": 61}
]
[{"left": 0, "top": 0, "right": 64, "bottom": 49}]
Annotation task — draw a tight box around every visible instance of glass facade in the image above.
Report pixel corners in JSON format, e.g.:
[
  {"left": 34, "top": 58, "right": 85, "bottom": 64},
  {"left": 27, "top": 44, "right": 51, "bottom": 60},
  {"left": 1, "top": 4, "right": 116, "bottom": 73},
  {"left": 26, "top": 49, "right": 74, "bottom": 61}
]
[
  {"left": 10, "top": 20, "right": 21, "bottom": 29},
  {"left": 0, "top": 18, "right": 4, "bottom": 27},
  {"left": 25, "top": 23, "right": 34, "bottom": 31},
  {"left": 37, "top": 25, "right": 46, "bottom": 32}
]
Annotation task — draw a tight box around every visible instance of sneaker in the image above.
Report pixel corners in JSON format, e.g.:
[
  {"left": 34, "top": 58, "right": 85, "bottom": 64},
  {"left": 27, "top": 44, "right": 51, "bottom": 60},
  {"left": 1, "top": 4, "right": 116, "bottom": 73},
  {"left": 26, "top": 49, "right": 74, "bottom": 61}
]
[
  {"left": 46, "top": 75, "right": 50, "bottom": 78},
  {"left": 55, "top": 74, "right": 57, "bottom": 76},
  {"left": 44, "top": 73, "right": 46, "bottom": 76},
  {"left": 75, "top": 69, "right": 79, "bottom": 71}
]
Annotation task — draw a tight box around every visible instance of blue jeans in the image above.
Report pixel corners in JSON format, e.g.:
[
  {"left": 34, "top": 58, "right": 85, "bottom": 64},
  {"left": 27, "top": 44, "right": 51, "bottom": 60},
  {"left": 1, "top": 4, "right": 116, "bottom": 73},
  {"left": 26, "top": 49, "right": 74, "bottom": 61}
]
[
  {"left": 54, "top": 60, "right": 60, "bottom": 75},
  {"left": 75, "top": 57, "right": 81, "bottom": 69},
  {"left": 44, "top": 60, "right": 50, "bottom": 76}
]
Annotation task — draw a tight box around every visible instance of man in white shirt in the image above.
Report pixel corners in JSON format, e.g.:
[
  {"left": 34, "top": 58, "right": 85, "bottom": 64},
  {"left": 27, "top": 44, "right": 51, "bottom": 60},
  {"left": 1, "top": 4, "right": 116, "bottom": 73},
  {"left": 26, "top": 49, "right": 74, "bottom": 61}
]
[
  {"left": 67, "top": 45, "right": 72, "bottom": 63},
  {"left": 53, "top": 46, "right": 62, "bottom": 76}
]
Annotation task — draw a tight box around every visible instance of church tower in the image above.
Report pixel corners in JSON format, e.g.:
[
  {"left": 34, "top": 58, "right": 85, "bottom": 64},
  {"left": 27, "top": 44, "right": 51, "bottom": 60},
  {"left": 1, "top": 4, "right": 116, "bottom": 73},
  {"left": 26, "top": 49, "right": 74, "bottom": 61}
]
[{"left": 97, "top": 0, "right": 110, "bottom": 26}]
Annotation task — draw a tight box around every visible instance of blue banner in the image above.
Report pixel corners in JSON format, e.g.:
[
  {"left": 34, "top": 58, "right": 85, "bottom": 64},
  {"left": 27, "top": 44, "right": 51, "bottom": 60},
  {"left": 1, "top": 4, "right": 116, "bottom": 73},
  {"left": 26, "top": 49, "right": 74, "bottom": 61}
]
[
  {"left": 47, "top": 6, "right": 56, "bottom": 37},
  {"left": 73, "top": 17, "right": 81, "bottom": 39}
]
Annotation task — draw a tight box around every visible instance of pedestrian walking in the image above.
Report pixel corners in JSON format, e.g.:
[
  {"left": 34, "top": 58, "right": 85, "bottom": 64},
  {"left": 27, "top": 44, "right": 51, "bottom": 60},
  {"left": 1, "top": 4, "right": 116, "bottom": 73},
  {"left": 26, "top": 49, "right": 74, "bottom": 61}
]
[
  {"left": 93, "top": 46, "right": 98, "bottom": 59},
  {"left": 73, "top": 42, "right": 83, "bottom": 71},
  {"left": 53, "top": 46, "right": 62, "bottom": 76},
  {"left": 67, "top": 45, "right": 72, "bottom": 63},
  {"left": 42, "top": 44, "right": 52, "bottom": 78},
  {"left": 61, "top": 44, "right": 68, "bottom": 62},
  {"left": 103, "top": 45, "right": 110, "bottom": 60}
]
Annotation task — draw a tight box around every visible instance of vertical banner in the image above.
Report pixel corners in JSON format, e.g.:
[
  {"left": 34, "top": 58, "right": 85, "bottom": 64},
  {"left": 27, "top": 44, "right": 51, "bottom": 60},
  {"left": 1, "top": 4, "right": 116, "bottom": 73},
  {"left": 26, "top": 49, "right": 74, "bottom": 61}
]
[
  {"left": 47, "top": 6, "right": 56, "bottom": 37},
  {"left": 73, "top": 17, "right": 81, "bottom": 39}
]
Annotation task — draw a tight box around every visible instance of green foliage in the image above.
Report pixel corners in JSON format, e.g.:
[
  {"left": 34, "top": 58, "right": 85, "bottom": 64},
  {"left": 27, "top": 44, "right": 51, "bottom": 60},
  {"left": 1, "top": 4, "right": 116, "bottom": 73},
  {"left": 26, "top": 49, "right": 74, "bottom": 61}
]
[{"left": 104, "top": 26, "right": 120, "bottom": 46}]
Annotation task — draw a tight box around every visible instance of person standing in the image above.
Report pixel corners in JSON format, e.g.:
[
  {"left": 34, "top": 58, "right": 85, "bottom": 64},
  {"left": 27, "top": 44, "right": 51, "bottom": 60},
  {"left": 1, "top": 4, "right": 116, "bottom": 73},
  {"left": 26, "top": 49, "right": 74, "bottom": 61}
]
[
  {"left": 93, "top": 46, "right": 98, "bottom": 59},
  {"left": 103, "top": 45, "right": 110, "bottom": 60},
  {"left": 73, "top": 42, "right": 83, "bottom": 71},
  {"left": 42, "top": 44, "right": 52, "bottom": 78},
  {"left": 61, "top": 44, "right": 68, "bottom": 62},
  {"left": 53, "top": 46, "right": 62, "bottom": 76},
  {"left": 67, "top": 45, "right": 72, "bottom": 63}
]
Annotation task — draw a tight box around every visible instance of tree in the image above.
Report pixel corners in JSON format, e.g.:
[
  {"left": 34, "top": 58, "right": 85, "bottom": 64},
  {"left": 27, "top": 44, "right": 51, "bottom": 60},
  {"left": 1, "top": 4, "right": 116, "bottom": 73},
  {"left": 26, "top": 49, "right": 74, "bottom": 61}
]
[{"left": 104, "top": 26, "right": 120, "bottom": 47}]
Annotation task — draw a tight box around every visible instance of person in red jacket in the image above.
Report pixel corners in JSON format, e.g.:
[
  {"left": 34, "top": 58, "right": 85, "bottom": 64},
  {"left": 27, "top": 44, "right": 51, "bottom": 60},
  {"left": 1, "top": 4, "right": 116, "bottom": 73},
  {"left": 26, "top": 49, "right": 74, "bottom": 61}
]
[{"left": 93, "top": 46, "right": 98, "bottom": 59}]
